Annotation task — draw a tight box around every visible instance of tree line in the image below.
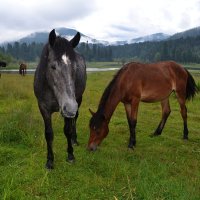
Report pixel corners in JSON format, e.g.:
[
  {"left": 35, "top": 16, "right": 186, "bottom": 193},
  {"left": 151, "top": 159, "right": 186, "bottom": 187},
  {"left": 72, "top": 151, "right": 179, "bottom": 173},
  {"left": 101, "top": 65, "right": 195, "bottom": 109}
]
[
  {"left": 1, "top": 36, "right": 200, "bottom": 63},
  {"left": 111, "top": 36, "right": 200, "bottom": 63}
]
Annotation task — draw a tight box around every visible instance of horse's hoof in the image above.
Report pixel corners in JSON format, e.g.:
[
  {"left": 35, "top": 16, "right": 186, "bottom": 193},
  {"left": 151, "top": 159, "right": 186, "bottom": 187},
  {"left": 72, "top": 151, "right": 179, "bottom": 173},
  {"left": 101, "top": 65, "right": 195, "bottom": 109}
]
[
  {"left": 71, "top": 140, "right": 79, "bottom": 146},
  {"left": 128, "top": 146, "right": 134, "bottom": 151},
  {"left": 150, "top": 133, "right": 160, "bottom": 138},
  {"left": 45, "top": 160, "right": 54, "bottom": 169},
  {"left": 128, "top": 144, "right": 135, "bottom": 149},
  {"left": 183, "top": 136, "right": 188, "bottom": 140},
  {"left": 149, "top": 134, "right": 155, "bottom": 138},
  {"left": 67, "top": 154, "right": 75, "bottom": 163}
]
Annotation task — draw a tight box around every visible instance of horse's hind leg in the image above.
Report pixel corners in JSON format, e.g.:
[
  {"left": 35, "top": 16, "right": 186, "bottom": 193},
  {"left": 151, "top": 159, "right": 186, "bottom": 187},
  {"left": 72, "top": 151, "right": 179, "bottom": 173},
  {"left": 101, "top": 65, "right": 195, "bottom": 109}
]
[
  {"left": 39, "top": 105, "right": 54, "bottom": 169},
  {"left": 64, "top": 117, "right": 75, "bottom": 162},
  {"left": 124, "top": 99, "right": 139, "bottom": 149},
  {"left": 176, "top": 93, "right": 188, "bottom": 139},
  {"left": 154, "top": 99, "right": 171, "bottom": 136}
]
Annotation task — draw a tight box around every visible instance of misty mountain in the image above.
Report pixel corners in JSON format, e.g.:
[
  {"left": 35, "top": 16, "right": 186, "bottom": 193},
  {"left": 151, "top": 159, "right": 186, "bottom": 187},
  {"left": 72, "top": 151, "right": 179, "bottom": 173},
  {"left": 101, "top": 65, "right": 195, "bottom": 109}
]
[
  {"left": 169, "top": 26, "right": 200, "bottom": 40},
  {"left": 2, "top": 26, "right": 200, "bottom": 47},
  {"left": 129, "top": 33, "right": 170, "bottom": 43},
  {"left": 18, "top": 27, "right": 109, "bottom": 45},
  {"left": 14, "top": 28, "right": 171, "bottom": 46},
  {"left": 2, "top": 26, "right": 200, "bottom": 63}
]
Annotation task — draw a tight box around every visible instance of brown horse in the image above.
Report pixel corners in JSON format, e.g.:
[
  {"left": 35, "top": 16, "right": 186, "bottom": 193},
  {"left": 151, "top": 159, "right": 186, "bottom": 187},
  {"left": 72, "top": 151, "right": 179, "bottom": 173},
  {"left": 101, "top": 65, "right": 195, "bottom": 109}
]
[
  {"left": 19, "top": 63, "right": 27, "bottom": 76},
  {"left": 88, "top": 61, "right": 198, "bottom": 151}
]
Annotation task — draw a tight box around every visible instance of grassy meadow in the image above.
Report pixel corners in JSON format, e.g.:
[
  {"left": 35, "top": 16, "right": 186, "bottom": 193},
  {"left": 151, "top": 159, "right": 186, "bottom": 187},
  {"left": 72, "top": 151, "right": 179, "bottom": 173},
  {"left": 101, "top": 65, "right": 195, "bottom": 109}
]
[{"left": 0, "top": 71, "right": 200, "bottom": 200}]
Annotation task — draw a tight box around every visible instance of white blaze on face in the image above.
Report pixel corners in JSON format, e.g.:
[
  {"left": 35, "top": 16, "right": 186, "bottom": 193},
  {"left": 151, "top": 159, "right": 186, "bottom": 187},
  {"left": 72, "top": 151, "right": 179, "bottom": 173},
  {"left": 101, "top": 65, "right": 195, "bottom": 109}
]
[
  {"left": 62, "top": 54, "right": 70, "bottom": 65},
  {"left": 59, "top": 54, "right": 77, "bottom": 118}
]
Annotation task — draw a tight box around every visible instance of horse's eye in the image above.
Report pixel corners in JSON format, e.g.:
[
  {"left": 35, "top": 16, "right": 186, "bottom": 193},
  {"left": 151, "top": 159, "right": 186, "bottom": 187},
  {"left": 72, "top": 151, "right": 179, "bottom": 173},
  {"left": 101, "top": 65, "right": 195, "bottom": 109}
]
[{"left": 51, "top": 66, "right": 56, "bottom": 70}]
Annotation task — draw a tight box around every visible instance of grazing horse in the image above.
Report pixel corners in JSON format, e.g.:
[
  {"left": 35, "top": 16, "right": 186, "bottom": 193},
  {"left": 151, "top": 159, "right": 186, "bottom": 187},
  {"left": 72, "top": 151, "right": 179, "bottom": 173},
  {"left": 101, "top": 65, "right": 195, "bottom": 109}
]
[
  {"left": 19, "top": 63, "right": 27, "bottom": 76},
  {"left": 0, "top": 61, "right": 6, "bottom": 78},
  {"left": 34, "top": 29, "right": 86, "bottom": 169},
  {"left": 88, "top": 61, "right": 197, "bottom": 151}
]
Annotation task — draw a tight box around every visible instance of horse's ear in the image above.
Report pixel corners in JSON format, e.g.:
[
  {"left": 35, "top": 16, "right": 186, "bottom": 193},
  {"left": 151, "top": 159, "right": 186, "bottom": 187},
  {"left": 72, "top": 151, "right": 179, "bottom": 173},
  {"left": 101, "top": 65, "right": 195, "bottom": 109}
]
[
  {"left": 49, "top": 29, "right": 56, "bottom": 47},
  {"left": 89, "top": 108, "right": 95, "bottom": 116},
  {"left": 70, "top": 32, "right": 80, "bottom": 48}
]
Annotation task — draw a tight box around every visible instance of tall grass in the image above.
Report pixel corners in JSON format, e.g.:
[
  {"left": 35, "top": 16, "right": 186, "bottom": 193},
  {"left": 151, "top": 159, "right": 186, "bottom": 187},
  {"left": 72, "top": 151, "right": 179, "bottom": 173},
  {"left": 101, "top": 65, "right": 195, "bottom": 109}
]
[{"left": 0, "top": 73, "right": 200, "bottom": 199}]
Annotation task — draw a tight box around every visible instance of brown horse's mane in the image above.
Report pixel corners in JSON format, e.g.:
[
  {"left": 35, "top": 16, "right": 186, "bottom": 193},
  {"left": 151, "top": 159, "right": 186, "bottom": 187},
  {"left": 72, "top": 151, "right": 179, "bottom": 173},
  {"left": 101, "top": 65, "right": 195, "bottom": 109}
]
[{"left": 90, "top": 65, "right": 128, "bottom": 129}]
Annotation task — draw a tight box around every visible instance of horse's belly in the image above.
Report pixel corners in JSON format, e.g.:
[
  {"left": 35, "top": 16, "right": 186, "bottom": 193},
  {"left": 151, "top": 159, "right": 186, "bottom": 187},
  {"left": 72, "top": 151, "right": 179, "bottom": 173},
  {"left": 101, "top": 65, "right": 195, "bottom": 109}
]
[{"left": 140, "top": 88, "right": 172, "bottom": 102}]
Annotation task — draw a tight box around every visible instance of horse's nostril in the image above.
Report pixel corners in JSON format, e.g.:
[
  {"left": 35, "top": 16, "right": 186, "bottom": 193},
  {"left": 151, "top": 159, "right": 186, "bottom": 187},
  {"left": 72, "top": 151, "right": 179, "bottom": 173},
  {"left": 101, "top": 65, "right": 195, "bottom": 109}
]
[
  {"left": 66, "top": 112, "right": 75, "bottom": 118},
  {"left": 61, "top": 107, "right": 76, "bottom": 118},
  {"left": 63, "top": 106, "right": 67, "bottom": 112},
  {"left": 88, "top": 143, "right": 97, "bottom": 151}
]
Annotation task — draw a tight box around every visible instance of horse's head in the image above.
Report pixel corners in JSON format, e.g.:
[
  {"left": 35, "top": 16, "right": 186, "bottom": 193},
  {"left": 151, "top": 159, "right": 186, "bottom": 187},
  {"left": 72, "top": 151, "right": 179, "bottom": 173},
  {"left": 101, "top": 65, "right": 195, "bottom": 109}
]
[
  {"left": 46, "top": 29, "right": 81, "bottom": 118},
  {"left": 88, "top": 109, "right": 109, "bottom": 151}
]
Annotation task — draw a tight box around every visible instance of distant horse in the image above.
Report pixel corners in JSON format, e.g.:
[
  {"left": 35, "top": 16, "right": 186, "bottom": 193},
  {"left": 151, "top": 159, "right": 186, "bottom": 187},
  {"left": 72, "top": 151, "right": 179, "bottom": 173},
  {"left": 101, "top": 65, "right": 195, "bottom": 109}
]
[
  {"left": 88, "top": 61, "right": 197, "bottom": 151},
  {"left": 0, "top": 61, "right": 6, "bottom": 78},
  {"left": 34, "top": 29, "right": 86, "bottom": 169},
  {"left": 0, "top": 61, "right": 6, "bottom": 67},
  {"left": 19, "top": 63, "right": 27, "bottom": 75}
]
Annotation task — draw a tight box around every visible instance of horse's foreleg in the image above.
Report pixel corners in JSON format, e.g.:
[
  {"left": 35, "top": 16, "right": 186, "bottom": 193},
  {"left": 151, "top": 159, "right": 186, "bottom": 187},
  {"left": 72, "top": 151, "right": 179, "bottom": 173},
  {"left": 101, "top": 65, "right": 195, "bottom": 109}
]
[
  {"left": 44, "top": 119, "right": 54, "bottom": 169},
  {"left": 39, "top": 106, "right": 54, "bottom": 169},
  {"left": 124, "top": 99, "right": 139, "bottom": 149},
  {"left": 64, "top": 118, "right": 75, "bottom": 162},
  {"left": 154, "top": 99, "right": 171, "bottom": 136},
  {"left": 71, "top": 111, "right": 79, "bottom": 145},
  {"left": 71, "top": 97, "right": 82, "bottom": 145}
]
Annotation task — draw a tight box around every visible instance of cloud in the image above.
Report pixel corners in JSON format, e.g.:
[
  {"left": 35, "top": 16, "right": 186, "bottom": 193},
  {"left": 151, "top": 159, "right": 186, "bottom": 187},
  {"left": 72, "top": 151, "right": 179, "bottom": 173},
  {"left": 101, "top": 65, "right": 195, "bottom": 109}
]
[
  {"left": 0, "top": 0, "right": 98, "bottom": 41},
  {"left": 1, "top": 0, "right": 97, "bottom": 29},
  {"left": 0, "top": 0, "right": 200, "bottom": 43},
  {"left": 111, "top": 25, "right": 138, "bottom": 33}
]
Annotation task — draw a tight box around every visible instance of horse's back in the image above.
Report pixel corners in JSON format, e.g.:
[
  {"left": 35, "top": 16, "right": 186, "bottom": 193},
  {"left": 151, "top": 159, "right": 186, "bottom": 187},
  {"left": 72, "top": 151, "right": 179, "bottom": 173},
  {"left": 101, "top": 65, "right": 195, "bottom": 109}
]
[
  {"left": 119, "top": 61, "right": 187, "bottom": 102},
  {"left": 122, "top": 61, "right": 187, "bottom": 85}
]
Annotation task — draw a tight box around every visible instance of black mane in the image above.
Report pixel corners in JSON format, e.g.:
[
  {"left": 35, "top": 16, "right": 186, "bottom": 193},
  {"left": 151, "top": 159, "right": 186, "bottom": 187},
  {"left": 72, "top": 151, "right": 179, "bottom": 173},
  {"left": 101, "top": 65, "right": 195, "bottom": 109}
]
[{"left": 90, "top": 66, "right": 127, "bottom": 128}]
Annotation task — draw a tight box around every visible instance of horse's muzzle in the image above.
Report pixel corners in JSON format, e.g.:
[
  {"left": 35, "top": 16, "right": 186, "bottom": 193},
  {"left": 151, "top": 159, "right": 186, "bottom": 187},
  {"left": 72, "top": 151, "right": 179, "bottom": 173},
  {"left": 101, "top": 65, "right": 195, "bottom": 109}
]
[
  {"left": 87, "top": 143, "right": 97, "bottom": 151},
  {"left": 61, "top": 104, "right": 77, "bottom": 118},
  {"left": 61, "top": 110, "right": 76, "bottom": 118}
]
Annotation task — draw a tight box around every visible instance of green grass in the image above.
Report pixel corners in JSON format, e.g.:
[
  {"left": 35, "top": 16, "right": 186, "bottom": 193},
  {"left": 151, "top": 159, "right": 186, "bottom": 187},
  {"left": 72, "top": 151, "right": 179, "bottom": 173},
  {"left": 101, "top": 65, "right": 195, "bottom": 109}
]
[{"left": 0, "top": 72, "right": 200, "bottom": 200}]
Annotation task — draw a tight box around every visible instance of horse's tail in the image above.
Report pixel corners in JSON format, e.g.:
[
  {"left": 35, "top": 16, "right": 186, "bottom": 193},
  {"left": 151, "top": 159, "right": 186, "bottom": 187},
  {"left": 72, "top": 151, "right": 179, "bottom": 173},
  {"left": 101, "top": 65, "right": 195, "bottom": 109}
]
[{"left": 185, "top": 69, "right": 198, "bottom": 100}]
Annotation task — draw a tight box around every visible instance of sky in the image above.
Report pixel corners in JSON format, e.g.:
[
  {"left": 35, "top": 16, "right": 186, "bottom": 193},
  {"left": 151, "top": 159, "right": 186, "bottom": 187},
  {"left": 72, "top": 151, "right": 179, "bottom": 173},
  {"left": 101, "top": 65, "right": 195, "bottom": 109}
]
[{"left": 0, "top": 0, "right": 200, "bottom": 43}]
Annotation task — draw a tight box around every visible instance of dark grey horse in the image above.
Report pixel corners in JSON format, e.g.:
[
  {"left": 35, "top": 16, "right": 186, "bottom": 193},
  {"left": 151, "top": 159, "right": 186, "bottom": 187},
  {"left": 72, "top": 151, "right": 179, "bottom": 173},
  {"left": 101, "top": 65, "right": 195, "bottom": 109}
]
[{"left": 34, "top": 29, "right": 86, "bottom": 169}]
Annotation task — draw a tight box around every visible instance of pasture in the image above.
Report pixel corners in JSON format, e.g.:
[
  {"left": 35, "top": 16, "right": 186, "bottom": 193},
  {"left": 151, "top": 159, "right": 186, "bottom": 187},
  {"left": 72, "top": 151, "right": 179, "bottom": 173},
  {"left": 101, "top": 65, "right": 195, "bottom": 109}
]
[{"left": 0, "top": 71, "right": 200, "bottom": 199}]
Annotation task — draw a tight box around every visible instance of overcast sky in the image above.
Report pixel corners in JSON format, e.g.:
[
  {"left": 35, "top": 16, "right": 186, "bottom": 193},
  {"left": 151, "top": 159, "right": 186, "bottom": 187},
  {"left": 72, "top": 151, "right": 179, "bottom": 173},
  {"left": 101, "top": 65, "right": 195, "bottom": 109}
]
[{"left": 0, "top": 0, "right": 200, "bottom": 43}]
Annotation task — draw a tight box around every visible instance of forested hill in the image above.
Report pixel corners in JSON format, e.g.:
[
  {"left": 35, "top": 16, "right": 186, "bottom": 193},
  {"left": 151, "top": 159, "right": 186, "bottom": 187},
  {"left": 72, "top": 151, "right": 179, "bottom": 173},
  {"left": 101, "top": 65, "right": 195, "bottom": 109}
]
[
  {"left": 111, "top": 36, "right": 200, "bottom": 63},
  {"left": 1, "top": 35, "right": 200, "bottom": 63}
]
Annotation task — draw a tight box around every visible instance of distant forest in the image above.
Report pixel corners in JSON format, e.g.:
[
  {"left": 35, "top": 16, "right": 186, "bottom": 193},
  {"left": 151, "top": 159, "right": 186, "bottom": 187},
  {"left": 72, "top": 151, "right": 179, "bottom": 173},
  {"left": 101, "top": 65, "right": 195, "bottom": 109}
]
[{"left": 1, "top": 36, "right": 200, "bottom": 63}]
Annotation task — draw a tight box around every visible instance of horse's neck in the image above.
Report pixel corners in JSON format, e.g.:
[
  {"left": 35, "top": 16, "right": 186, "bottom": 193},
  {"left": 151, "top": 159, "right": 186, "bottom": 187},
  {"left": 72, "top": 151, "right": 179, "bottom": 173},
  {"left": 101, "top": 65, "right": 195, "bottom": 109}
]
[{"left": 102, "top": 89, "right": 120, "bottom": 123}]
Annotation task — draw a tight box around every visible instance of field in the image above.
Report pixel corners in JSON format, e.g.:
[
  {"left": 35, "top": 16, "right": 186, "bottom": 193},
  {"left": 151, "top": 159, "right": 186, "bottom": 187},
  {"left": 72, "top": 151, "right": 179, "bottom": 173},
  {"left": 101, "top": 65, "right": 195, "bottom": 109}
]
[{"left": 0, "top": 71, "right": 200, "bottom": 200}]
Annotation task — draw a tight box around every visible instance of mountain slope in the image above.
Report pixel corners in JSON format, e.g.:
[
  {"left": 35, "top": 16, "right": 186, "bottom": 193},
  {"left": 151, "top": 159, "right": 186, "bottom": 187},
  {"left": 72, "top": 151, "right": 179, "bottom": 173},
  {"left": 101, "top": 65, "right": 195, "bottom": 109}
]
[
  {"left": 18, "top": 27, "right": 109, "bottom": 45},
  {"left": 4, "top": 26, "right": 200, "bottom": 46},
  {"left": 170, "top": 26, "right": 200, "bottom": 40},
  {"left": 129, "top": 33, "right": 170, "bottom": 43},
  {"left": 16, "top": 28, "right": 170, "bottom": 46}
]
